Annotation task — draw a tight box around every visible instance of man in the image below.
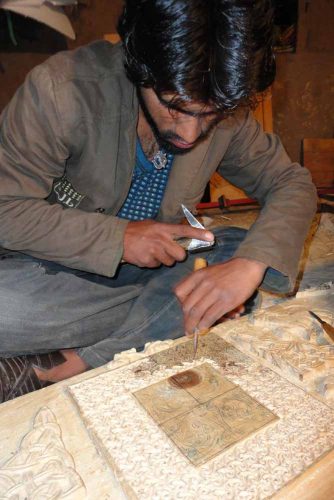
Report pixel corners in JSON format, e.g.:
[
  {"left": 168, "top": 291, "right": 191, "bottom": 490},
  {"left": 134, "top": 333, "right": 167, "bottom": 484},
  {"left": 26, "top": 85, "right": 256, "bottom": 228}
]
[{"left": 0, "top": 0, "right": 316, "bottom": 401}]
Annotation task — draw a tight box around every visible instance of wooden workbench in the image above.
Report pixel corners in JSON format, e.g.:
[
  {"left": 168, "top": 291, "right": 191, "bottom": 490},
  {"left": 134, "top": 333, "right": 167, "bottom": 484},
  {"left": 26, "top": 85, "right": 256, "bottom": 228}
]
[{"left": 0, "top": 212, "right": 333, "bottom": 499}]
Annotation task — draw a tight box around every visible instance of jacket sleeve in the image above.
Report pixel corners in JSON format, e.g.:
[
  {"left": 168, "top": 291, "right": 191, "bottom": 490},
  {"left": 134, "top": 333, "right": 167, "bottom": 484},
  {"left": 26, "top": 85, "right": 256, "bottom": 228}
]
[
  {"left": 217, "top": 111, "right": 317, "bottom": 290},
  {"left": 0, "top": 64, "right": 128, "bottom": 277}
]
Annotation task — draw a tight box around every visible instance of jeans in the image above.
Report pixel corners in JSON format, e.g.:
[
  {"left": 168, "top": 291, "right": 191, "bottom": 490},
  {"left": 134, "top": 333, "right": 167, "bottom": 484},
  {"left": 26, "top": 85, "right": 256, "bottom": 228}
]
[{"left": 0, "top": 227, "right": 289, "bottom": 367}]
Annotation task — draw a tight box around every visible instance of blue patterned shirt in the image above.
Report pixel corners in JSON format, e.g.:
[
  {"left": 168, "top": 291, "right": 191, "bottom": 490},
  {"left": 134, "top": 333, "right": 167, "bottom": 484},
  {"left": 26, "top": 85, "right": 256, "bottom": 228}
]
[{"left": 117, "top": 140, "right": 174, "bottom": 221}]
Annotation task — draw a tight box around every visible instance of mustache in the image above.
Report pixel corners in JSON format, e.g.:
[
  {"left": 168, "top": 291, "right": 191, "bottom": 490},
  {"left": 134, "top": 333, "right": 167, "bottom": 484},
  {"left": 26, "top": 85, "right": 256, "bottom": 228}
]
[
  {"left": 157, "top": 123, "right": 217, "bottom": 155},
  {"left": 159, "top": 130, "right": 206, "bottom": 145}
]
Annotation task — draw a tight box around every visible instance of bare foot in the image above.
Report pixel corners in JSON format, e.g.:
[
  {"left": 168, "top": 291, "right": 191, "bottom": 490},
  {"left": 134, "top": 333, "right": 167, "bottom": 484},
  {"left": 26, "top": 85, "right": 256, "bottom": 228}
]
[{"left": 34, "top": 349, "right": 89, "bottom": 382}]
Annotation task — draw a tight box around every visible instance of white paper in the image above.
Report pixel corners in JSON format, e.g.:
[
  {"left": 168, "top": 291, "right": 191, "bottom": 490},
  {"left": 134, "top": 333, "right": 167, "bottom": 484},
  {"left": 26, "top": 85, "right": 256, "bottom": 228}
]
[
  {"left": 0, "top": 1, "right": 77, "bottom": 6},
  {"left": 1, "top": 1, "right": 44, "bottom": 7},
  {"left": 0, "top": 1, "right": 76, "bottom": 39}
]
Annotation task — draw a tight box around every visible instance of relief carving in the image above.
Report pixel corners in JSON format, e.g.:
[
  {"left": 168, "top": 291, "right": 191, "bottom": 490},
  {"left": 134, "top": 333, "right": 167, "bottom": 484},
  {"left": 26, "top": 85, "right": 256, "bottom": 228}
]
[
  {"left": 218, "top": 292, "right": 334, "bottom": 402},
  {"left": 0, "top": 407, "right": 85, "bottom": 499}
]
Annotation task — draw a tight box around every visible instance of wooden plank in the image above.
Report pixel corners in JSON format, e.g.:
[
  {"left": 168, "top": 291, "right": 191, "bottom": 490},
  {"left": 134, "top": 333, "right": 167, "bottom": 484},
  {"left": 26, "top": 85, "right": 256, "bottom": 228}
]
[
  {"left": 304, "top": 138, "right": 334, "bottom": 152},
  {"left": 303, "top": 139, "right": 334, "bottom": 188},
  {"left": 210, "top": 172, "right": 248, "bottom": 202},
  {"left": 262, "top": 91, "right": 273, "bottom": 133},
  {"left": 253, "top": 102, "right": 264, "bottom": 127},
  {"left": 273, "top": 449, "right": 334, "bottom": 500},
  {"left": 104, "top": 33, "right": 121, "bottom": 44}
]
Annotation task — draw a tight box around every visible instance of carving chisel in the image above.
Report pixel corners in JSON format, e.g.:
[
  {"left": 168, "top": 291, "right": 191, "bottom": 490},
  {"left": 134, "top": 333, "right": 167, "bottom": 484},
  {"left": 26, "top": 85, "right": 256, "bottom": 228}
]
[
  {"left": 309, "top": 311, "right": 334, "bottom": 342},
  {"left": 192, "top": 257, "right": 208, "bottom": 358}
]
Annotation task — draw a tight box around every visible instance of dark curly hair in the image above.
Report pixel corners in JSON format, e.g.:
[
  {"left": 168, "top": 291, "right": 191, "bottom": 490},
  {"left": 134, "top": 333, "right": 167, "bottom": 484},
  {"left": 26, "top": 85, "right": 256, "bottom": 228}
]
[{"left": 118, "top": 0, "right": 275, "bottom": 113}]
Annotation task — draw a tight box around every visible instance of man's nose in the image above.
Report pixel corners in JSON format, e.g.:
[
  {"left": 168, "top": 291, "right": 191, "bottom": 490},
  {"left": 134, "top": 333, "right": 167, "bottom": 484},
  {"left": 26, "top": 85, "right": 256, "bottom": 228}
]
[{"left": 175, "top": 116, "right": 202, "bottom": 144}]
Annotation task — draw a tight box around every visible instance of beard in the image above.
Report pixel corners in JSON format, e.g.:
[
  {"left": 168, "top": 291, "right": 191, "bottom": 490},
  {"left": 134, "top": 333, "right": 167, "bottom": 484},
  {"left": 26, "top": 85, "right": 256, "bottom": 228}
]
[{"left": 137, "top": 90, "right": 218, "bottom": 156}]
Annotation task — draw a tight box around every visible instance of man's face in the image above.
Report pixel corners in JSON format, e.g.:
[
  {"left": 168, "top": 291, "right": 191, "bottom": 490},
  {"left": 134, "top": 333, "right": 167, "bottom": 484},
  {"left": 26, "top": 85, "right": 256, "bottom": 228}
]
[{"left": 139, "top": 87, "right": 223, "bottom": 155}]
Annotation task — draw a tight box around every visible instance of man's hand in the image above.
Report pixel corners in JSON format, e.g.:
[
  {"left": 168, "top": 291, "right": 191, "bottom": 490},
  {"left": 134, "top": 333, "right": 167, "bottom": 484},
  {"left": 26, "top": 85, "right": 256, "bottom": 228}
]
[
  {"left": 122, "top": 219, "right": 214, "bottom": 267},
  {"left": 174, "top": 257, "right": 267, "bottom": 335}
]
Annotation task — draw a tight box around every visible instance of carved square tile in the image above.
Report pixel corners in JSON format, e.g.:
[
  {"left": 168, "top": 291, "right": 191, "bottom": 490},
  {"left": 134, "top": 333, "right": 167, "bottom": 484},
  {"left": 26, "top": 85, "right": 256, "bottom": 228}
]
[
  {"left": 171, "top": 363, "right": 236, "bottom": 403},
  {"left": 161, "top": 400, "right": 239, "bottom": 466},
  {"left": 134, "top": 364, "right": 277, "bottom": 466},
  {"left": 210, "top": 387, "right": 278, "bottom": 438},
  {"left": 133, "top": 377, "right": 197, "bottom": 424}
]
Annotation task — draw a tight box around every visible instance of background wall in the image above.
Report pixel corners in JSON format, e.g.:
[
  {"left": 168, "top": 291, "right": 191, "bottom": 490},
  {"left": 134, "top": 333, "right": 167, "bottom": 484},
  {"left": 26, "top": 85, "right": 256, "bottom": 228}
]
[
  {"left": 272, "top": 0, "right": 334, "bottom": 161},
  {"left": 0, "top": 0, "right": 333, "bottom": 163},
  {"left": 0, "top": 0, "right": 123, "bottom": 110}
]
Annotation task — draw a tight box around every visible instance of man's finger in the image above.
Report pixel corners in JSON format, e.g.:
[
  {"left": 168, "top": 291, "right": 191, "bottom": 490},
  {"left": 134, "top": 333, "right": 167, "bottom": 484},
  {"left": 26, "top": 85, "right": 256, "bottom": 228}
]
[
  {"left": 162, "top": 238, "right": 187, "bottom": 262},
  {"left": 174, "top": 269, "right": 205, "bottom": 302},
  {"left": 198, "top": 301, "right": 233, "bottom": 331},
  {"left": 182, "top": 281, "right": 215, "bottom": 316},
  {"left": 154, "top": 246, "right": 180, "bottom": 267},
  {"left": 167, "top": 224, "right": 214, "bottom": 242},
  {"left": 182, "top": 288, "right": 220, "bottom": 333}
]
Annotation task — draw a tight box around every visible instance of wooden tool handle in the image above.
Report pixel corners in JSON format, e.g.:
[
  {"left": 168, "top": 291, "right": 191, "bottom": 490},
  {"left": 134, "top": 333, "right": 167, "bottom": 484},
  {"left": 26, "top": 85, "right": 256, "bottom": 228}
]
[{"left": 193, "top": 257, "right": 207, "bottom": 271}]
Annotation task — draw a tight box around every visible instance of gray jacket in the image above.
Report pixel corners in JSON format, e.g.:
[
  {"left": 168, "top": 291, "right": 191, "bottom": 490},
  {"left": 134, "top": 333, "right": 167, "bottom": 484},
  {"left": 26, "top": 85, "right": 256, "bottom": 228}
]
[{"left": 0, "top": 42, "right": 317, "bottom": 287}]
